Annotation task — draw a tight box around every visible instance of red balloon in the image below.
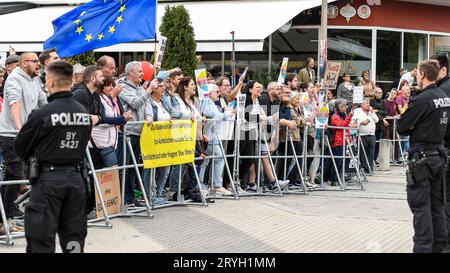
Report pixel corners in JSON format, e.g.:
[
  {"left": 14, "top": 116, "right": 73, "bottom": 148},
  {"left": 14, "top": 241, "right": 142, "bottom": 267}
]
[{"left": 142, "top": 61, "right": 154, "bottom": 81}]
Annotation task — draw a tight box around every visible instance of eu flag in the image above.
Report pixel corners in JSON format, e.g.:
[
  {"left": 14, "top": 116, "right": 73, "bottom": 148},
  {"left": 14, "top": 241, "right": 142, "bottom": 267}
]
[{"left": 44, "top": 0, "right": 156, "bottom": 58}]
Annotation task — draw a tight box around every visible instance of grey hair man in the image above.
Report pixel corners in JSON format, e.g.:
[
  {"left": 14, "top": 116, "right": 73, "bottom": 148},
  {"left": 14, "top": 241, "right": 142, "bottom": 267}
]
[
  {"left": 118, "top": 61, "right": 155, "bottom": 207},
  {"left": 0, "top": 52, "right": 47, "bottom": 233}
]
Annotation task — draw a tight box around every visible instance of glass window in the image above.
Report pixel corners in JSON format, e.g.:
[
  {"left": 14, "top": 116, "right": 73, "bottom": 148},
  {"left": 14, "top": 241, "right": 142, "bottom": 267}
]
[
  {"left": 430, "top": 35, "right": 450, "bottom": 57},
  {"left": 404, "top": 33, "right": 427, "bottom": 71},
  {"left": 328, "top": 29, "right": 372, "bottom": 81},
  {"left": 376, "top": 30, "right": 401, "bottom": 89}
]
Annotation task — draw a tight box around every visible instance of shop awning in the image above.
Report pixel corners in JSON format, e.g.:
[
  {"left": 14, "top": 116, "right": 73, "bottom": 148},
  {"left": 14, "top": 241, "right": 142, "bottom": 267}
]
[{"left": 0, "top": 0, "right": 335, "bottom": 52}]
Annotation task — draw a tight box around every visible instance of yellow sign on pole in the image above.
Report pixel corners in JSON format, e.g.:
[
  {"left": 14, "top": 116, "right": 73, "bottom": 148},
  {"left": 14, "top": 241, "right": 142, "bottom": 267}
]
[{"left": 140, "top": 120, "right": 197, "bottom": 168}]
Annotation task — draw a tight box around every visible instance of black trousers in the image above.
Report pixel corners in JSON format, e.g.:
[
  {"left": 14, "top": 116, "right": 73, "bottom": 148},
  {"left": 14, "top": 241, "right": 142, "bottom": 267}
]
[
  {"left": 445, "top": 163, "right": 450, "bottom": 250},
  {"left": 25, "top": 170, "right": 87, "bottom": 253},
  {"left": 275, "top": 141, "right": 302, "bottom": 183},
  {"left": 407, "top": 154, "right": 447, "bottom": 253},
  {"left": 0, "top": 136, "right": 25, "bottom": 222},
  {"left": 360, "top": 135, "right": 376, "bottom": 173}
]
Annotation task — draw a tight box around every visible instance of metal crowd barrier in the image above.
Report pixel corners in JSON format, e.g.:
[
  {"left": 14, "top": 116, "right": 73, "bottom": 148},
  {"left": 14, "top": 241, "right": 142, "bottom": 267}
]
[{"left": 0, "top": 130, "right": 27, "bottom": 246}]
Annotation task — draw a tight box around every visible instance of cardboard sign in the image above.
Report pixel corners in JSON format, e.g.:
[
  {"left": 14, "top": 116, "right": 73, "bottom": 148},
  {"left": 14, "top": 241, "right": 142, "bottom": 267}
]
[
  {"left": 301, "top": 93, "right": 311, "bottom": 119},
  {"left": 194, "top": 69, "right": 209, "bottom": 100},
  {"left": 95, "top": 169, "right": 122, "bottom": 219},
  {"left": 277, "top": 58, "right": 289, "bottom": 86},
  {"left": 323, "top": 61, "right": 342, "bottom": 90},
  {"left": 353, "top": 86, "right": 364, "bottom": 104},
  {"left": 155, "top": 36, "right": 167, "bottom": 69},
  {"left": 315, "top": 102, "right": 329, "bottom": 129}
]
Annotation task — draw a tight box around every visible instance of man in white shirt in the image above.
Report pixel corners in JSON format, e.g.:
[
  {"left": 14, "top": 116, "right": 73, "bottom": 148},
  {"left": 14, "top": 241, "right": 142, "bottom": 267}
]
[{"left": 352, "top": 98, "right": 379, "bottom": 173}]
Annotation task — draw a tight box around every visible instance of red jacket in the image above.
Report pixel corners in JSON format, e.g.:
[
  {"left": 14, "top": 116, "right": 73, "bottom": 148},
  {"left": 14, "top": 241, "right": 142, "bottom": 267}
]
[{"left": 330, "top": 112, "right": 353, "bottom": 147}]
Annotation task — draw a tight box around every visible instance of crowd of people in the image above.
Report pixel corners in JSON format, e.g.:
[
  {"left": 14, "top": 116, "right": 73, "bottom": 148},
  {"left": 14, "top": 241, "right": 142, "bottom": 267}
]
[{"left": 0, "top": 51, "right": 442, "bottom": 237}]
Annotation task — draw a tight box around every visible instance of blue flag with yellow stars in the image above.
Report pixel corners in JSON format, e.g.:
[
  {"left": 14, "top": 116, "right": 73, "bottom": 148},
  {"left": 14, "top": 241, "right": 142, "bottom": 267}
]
[{"left": 44, "top": 0, "right": 156, "bottom": 58}]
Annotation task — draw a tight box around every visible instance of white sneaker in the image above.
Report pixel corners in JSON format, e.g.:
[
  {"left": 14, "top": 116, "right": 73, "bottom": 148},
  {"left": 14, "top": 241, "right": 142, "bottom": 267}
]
[
  {"left": 277, "top": 179, "right": 290, "bottom": 189},
  {"left": 214, "top": 187, "right": 232, "bottom": 195}
]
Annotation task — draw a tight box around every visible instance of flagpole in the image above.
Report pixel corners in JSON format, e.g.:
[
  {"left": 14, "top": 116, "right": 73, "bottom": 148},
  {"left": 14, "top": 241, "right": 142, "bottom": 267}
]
[{"left": 153, "top": 0, "right": 158, "bottom": 79}]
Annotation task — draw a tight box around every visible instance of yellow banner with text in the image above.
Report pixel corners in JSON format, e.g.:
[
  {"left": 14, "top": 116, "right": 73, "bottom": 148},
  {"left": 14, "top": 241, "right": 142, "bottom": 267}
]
[{"left": 140, "top": 120, "right": 197, "bottom": 168}]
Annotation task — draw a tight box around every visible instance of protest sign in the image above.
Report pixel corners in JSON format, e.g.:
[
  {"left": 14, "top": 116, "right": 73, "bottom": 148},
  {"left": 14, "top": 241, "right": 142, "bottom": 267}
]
[
  {"left": 194, "top": 68, "right": 209, "bottom": 100},
  {"left": 301, "top": 93, "right": 311, "bottom": 119},
  {"left": 353, "top": 86, "right": 364, "bottom": 103},
  {"left": 140, "top": 120, "right": 197, "bottom": 168},
  {"left": 155, "top": 36, "right": 167, "bottom": 69},
  {"left": 323, "top": 61, "right": 342, "bottom": 90},
  {"left": 95, "top": 170, "right": 121, "bottom": 218},
  {"left": 277, "top": 58, "right": 289, "bottom": 86},
  {"left": 315, "top": 102, "right": 330, "bottom": 129}
]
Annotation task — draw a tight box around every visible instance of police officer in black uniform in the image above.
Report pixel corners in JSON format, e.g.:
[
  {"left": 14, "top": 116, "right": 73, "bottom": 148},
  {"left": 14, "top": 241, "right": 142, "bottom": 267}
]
[
  {"left": 14, "top": 61, "right": 92, "bottom": 253},
  {"left": 431, "top": 54, "right": 450, "bottom": 251},
  {"left": 397, "top": 59, "right": 450, "bottom": 253}
]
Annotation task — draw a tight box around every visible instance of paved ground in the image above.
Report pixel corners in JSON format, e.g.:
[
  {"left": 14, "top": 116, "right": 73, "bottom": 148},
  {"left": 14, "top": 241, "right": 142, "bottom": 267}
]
[{"left": 0, "top": 166, "right": 413, "bottom": 253}]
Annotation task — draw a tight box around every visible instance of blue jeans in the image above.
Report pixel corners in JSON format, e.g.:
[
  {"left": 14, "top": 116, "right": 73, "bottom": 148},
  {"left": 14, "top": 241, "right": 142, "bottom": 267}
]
[
  {"left": 199, "top": 144, "right": 224, "bottom": 188},
  {"left": 99, "top": 146, "right": 118, "bottom": 167},
  {"left": 400, "top": 135, "right": 410, "bottom": 156},
  {"left": 142, "top": 167, "right": 171, "bottom": 198}
]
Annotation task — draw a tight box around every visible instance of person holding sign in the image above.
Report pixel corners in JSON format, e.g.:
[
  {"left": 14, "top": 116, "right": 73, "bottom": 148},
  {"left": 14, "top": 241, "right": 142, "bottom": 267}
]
[
  {"left": 240, "top": 81, "right": 267, "bottom": 192},
  {"left": 329, "top": 99, "right": 354, "bottom": 186},
  {"left": 199, "top": 84, "right": 235, "bottom": 195},
  {"left": 143, "top": 79, "right": 172, "bottom": 205},
  {"left": 169, "top": 77, "right": 205, "bottom": 197}
]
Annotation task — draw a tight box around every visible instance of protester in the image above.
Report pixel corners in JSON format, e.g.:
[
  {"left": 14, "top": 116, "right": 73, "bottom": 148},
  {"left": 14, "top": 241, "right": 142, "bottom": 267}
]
[
  {"left": 91, "top": 76, "right": 132, "bottom": 167},
  {"left": 199, "top": 84, "right": 234, "bottom": 195},
  {"left": 277, "top": 91, "right": 309, "bottom": 187},
  {"left": 240, "top": 81, "right": 267, "bottom": 191},
  {"left": 172, "top": 76, "right": 205, "bottom": 196},
  {"left": 143, "top": 79, "right": 172, "bottom": 205},
  {"left": 38, "top": 47, "right": 60, "bottom": 87},
  {"left": 0, "top": 52, "right": 47, "bottom": 234},
  {"left": 358, "top": 70, "right": 376, "bottom": 99},
  {"left": 370, "top": 87, "right": 388, "bottom": 163},
  {"left": 0, "top": 54, "right": 19, "bottom": 97},
  {"left": 259, "top": 82, "right": 290, "bottom": 190},
  {"left": 337, "top": 72, "right": 354, "bottom": 103},
  {"left": 285, "top": 73, "right": 299, "bottom": 92},
  {"left": 352, "top": 98, "right": 379, "bottom": 173},
  {"left": 118, "top": 61, "right": 153, "bottom": 207},
  {"left": 329, "top": 99, "right": 353, "bottom": 186},
  {"left": 298, "top": 57, "right": 315, "bottom": 84},
  {"left": 72, "top": 63, "right": 85, "bottom": 89},
  {"left": 396, "top": 81, "right": 411, "bottom": 158}
]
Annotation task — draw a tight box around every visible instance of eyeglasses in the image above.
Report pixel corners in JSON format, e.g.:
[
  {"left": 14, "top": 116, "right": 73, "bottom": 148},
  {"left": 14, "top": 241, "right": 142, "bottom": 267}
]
[{"left": 24, "top": 60, "right": 39, "bottom": 63}]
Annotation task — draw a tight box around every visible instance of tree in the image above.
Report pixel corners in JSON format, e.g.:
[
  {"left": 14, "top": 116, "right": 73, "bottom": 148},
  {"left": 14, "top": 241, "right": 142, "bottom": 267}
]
[
  {"left": 159, "top": 5, "right": 197, "bottom": 77},
  {"left": 64, "top": 51, "right": 96, "bottom": 66}
]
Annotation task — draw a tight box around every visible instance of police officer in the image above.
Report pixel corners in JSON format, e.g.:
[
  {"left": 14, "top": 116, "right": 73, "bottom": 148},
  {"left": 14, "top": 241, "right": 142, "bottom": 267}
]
[
  {"left": 397, "top": 59, "right": 450, "bottom": 253},
  {"left": 431, "top": 54, "right": 450, "bottom": 251},
  {"left": 14, "top": 61, "right": 92, "bottom": 253}
]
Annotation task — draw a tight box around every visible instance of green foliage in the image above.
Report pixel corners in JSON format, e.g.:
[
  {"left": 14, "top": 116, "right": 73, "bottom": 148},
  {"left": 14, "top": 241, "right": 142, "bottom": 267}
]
[
  {"left": 64, "top": 51, "right": 96, "bottom": 66},
  {"left": 251, "top": 66, "right": 278, "bottom": 88},
  {"left": 159, "top": 5, "right": 197, "bottom": 77}
]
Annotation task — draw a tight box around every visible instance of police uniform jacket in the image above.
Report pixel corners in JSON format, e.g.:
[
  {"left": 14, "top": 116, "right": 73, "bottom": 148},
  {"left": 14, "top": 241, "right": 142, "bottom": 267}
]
[
  {"left": 14, "top": 91, "right": 92, "bottom": 165},
  {"left": 397, "top": 83, "right": 450, "bottom": 153},
  {"left": 437, "top": 75, "right": 450, "bottom": 149}
]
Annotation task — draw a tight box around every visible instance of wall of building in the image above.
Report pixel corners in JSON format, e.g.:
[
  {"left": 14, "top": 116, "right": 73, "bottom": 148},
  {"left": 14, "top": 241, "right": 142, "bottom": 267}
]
[{"left": 328, "top": 0, "right": 450, "bottom": 34}]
